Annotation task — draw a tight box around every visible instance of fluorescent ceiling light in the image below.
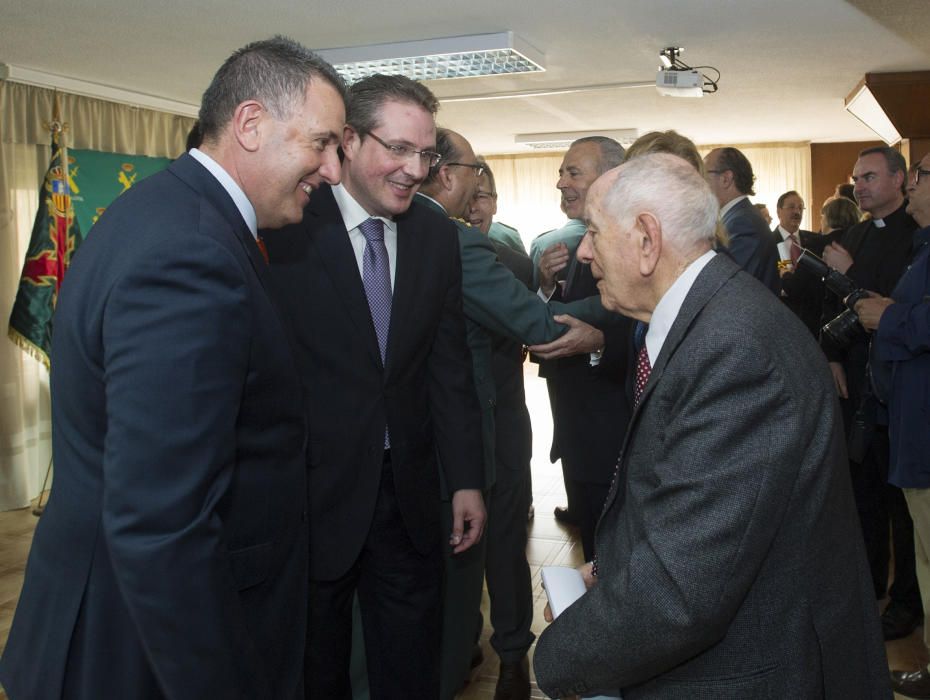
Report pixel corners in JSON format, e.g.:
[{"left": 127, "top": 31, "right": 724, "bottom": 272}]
[
  {"left": 0, "top": 63, "right": 199, "bottom": 117},
  {"left": 845, "top": 82, "right": 901, "bottom": 145},
  {"left": 318, "top": 32, "right": 545, "bottom": 83},
  {"left": 516, "top": 129, "right": 639, "bottom": 150}
]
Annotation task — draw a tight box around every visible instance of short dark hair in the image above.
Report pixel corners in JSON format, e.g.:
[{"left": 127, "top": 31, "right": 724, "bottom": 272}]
[
  {"left": 715, "top": 147, "right": 756, "bottom": 196},
  {"left": 477, "top": 158, "right": 496, "bottom": 195},
  {"left": 346, "top": 74, "right": 439, "bottom": 135},
  {"left": 776, "top": 190, "right": 801, "bottom": 209},
  {"left": 571, "top": 136, "right": 625, "bottom": 174},
  {"left": 822, "top": 196, "right": 862, "bottom": 231},
  {"left": 858, "top": 146, "right": 908, "bottom": 194},
  {"left": 836, "top": 183, "right": 855, "bottom": 201},
  {"left": 199, "top": 36, "right": 346, "bottom": 143},
  {"left": 422, "top": 128, "right": 460, "bottom": 187}
]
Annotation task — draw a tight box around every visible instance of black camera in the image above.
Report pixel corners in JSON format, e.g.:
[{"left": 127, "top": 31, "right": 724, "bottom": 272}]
[{"left": 796, "top": 250, "right": 870, "bottom": 347}]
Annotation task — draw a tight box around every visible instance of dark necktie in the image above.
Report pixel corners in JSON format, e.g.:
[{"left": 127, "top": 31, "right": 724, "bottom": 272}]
[
  {"left": 788, "top": 233, "right": 801, "bottom": 265},
  {"left": 359, "top": 218, "right": 392, "bottom": 363},
  {"left": 633, "top": 344, "right": 652, "bottom": 407}
]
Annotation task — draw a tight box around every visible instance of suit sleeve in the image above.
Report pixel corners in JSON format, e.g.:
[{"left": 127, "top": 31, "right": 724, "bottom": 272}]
[
  {"left": 534, "top": 329, "right": 807, "bottom": 695},
  {"left": 101, "top": 235, "right": 268, "bottom": 699},
  {"left": 427, "top": 228, "right": 484, "bottom": 493},
  {"left": 459, "top": 226, "right": 614, "bottom": 344}
]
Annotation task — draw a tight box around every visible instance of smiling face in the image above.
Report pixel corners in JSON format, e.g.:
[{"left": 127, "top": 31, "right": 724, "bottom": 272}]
[
  {"left": 340, "top": 99, "right": 436, "bottom": 219},
  {"left": 852, "top": 152, "right": 904, "bottom": 218},
  {"left": 777, "top": 193, "right": 805, "bottom": 233},
  {"left": 557, "top": 142, "right": 603, "bottom": 220},
  {"left": 468, "top": 172, "right": 497, "bottom": 234},
  {"left": 247, "top": 79, "right": 344, "bottom": 229}
]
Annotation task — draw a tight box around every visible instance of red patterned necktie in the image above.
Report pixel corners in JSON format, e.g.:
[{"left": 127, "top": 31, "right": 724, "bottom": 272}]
[
  {"left": 789, "top": 233, "right": 800, "bottom": 265},
  {"left": 256, "top": 236, "right": 269, "bottom": 264},
  {"left": 633, "top": 344, "right": 651, "bottom": 406}
]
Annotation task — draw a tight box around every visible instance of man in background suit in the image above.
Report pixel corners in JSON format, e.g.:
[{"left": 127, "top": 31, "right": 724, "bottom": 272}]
[
  {"left": 416, "top": 128, "right": 614, "bottom": 700},
  {"left": 263, "top": 76, "right": 485, "bottom": 700},
  {"left": 704, "top": 146, "right": 780, "bottom": 293},
  {"left": 534, "top": 153, "right": 889, "bottom": 699},
  {"left": 532, "top": 137, "right": 633, "bottom": 558},
  {"left": 771, "top": 190, "right": 822, "bottom": 334},
  {"left": 0, "top": 37, "right": 346, "bottom": 700}
]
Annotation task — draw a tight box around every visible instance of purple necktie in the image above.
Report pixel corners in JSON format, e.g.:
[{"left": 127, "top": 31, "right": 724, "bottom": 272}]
[
  {"left": 359, "top": 218, "right": 392, "bottom": 363},
  {"left": 359, "top": 218, "right": 392, "bottom": 448}
]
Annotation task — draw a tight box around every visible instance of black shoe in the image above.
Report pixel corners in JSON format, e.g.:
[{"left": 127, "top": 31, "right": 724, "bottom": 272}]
[
  {"left": 892, "top": 667, "right": 930, "bottom": 698},
  {"left": 553, "top": 506, "right": 579, "bottom": 526},
  {"left": 494, "top": 657, "right": 530, "bottom": 700},
  {"left": 882, "top": 604, "right": 922, "bottom": 640}
]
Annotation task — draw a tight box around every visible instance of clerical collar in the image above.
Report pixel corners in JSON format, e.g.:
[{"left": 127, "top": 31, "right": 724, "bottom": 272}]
[{"left": 873, "top": 218, "right": 885, "bottom": 228}]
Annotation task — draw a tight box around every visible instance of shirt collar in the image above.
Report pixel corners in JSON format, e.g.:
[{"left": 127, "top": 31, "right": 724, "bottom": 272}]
[
  {"left": 719, "top": 194, "right": 749, "bottom": 219},
  {"left": 645, "top": 249, "right": 717, "bottom": 366},
  {"left": 189, "top": 148, "right": 257, "bottom": 238},
  {"left": 331, "top": 183, "right": 397, "bottom": 235}
]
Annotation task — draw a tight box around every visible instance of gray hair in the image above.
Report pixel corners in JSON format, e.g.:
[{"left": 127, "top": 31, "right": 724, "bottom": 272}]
[
  {"left": 603, "top": 153, "right": 718, "bottom": 255},
  {"left": 571, "top": 136, "right": 626, "bottom": 174},
  {"left": 199, "top": 36, "right": 346, "bottom": 142},
  {"left": 422, "top": 127, "right": 461, "bottom": 187}
]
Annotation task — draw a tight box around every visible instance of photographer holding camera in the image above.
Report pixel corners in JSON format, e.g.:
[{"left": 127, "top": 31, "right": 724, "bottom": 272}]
[
  {"left": 863, "top": 153, "right": 930, "bottom": 698},
  {"left": 820, "top": 146, "right": 920, "bottom": 641}
]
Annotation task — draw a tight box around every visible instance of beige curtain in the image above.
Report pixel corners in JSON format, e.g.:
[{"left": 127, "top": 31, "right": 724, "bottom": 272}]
[
  {"left": 485, "top": 143, "right": 814, "bottom": 249},
  {"left": 0, "top": 80, "right": 195, "bottom": 510},
  {"left": 698, "top": 142, "right": 813, "bottom": 231}
]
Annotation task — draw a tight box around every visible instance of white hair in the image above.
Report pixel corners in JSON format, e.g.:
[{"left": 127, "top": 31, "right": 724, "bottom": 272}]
[{"left": 602, "top": 152, "right": 718, "bottom": 255}]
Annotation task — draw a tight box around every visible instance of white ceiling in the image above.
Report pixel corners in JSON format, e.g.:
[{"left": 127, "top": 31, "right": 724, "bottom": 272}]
[{"left": 1, "top": 0, "right": 928, "bottom": 154}]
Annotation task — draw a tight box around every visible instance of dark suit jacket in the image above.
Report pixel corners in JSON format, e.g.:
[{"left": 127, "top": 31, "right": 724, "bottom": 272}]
[
  {"left": 534, "top": 254, "right": 889, "bottom": 699},
  {"left": 0, "top": 154, "right": 309, "bottom": 700},
  {"left": 262, "top": 185, "right": 483, "bottom": 581},
  {"left": 720, "top": 197, "right": 780, "bottom": 294},
  {"left": 778, "top": 229, "right": 833, "bottom": 337},
  {"left": 537, "top": 257, "right": 633, "bottom": 484}
]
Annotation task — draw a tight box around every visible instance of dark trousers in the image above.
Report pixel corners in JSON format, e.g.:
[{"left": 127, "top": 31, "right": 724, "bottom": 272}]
[
  {"left": 306, "top": 457, "right": 442, "bottom": 700},
  {"left": 566, "top": 476, "right": 611, "bottom": 562},
  {"left": 851, "top": 429, "right": 922, "bottom": 613},
  {"left": 485, "top": 448, "right": 535, "bottom": 664}
]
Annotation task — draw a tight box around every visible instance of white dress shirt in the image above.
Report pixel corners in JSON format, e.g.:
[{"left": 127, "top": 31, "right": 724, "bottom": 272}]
[{"left": 332, "top": 183, "right": 398, "bottom": 289}]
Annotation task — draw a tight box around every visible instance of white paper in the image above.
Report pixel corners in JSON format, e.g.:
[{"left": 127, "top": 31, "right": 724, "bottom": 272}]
[
  {"left": 541, "top": 566, "right": 623, "bottom": 699},
  {"left": 541, "top": 565, "right": 588, "bottom": 618},
  {"left": 777, "top": 240, "right": 791, "bottom": 261}
]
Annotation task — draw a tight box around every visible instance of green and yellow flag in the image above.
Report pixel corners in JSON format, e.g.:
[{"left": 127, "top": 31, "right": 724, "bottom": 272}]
[
  {"left": 8, "top": 111, "right": 173, "bottom": 367},
  {"left": 8, "top": 116, "right": 81, "bottom": 367}
]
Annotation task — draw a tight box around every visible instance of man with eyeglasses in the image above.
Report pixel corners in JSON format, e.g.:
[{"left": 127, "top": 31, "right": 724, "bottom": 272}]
[
  {"left": 819, "top": 146, "right": 922, "bottom": 644},
  {"left": 263, "top": 75, "right": 485, "bottom": 699},
  {"left": 703, "top": 146, "right": 780, "bottom": 294},
  {"left": 874, "top": 154, "right": 930, "bottom": 698},
  {"left": 772, "top": 190, "right": 822, "bottom": 335},
  {"left": 416, "top": 128, "right": 618, "bottom": 700},
  {"left": 468, "top": 164, "right": 527, "bottom": 255}
]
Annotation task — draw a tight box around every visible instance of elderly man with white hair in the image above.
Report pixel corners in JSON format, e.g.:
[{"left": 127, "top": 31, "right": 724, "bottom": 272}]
[{"left": 532, "top": 153, "right": 889, "bottom": 700}]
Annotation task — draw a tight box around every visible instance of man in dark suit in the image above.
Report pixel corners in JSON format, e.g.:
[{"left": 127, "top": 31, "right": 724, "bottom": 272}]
[
  {"left": 534, "top": 153, "right": 889, "bottom": 699},
  {"left": 263, "top": 76, "right": 485, "bottom": 700},
  {"left": 704, "top": 146, "right": 780, "bottom": 293},
  {"left": 770, "top": 190, "right": 822, "bottom": 335},
  {"left": 532, "top": 137, "right": 633, "bottom": 559},
  {"left": 0, "top": 37, "right": 346, "bottom": 700},
  {"left": 416, "top": 130, "right": 614, "bottom": 700}
]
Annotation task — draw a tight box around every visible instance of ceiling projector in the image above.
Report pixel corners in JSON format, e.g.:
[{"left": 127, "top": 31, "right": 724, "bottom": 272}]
[{"left": 655, "top": 47, "right": 713, "bottom": 98}]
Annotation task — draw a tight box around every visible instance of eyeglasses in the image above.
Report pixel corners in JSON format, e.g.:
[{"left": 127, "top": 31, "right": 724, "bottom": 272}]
[
  {"left": 365, "top": 132, "right": 442, "bottom": 168},
  {"left": 473, "top": 190, "right": 496, "bottom": 201},
  {"left": 445, "top": 162, "right": 486, "bottom": 178},
  {"left": 705, "top": 169, "right": 727, "bottom": 175},
  {"left": 911, "top": 168, "right": 930, "bottom": 187}
]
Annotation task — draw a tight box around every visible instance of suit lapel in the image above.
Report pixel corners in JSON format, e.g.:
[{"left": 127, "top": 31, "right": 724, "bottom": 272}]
[
  {"left": 170, "top": 154, "right": 274, "bottom": 293},
  {"left": 305, "top": 187, "right": 384, "bottom": 368},
  {"left": 386, "top": 211, "right": 422, "bottom": 375},
  {"left": 601, "top": 254, "right": 740, "bottom": 511}
]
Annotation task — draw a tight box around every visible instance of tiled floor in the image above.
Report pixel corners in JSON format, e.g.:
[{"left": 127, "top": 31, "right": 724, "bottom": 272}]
[{"left": 0, "top": 364, "right": 926, "bottom": 699}]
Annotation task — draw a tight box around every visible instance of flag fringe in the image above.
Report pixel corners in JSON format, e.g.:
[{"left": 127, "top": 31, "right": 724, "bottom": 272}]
[{"left": 7, "top": 327, "right": 50, "bottom": 370}]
